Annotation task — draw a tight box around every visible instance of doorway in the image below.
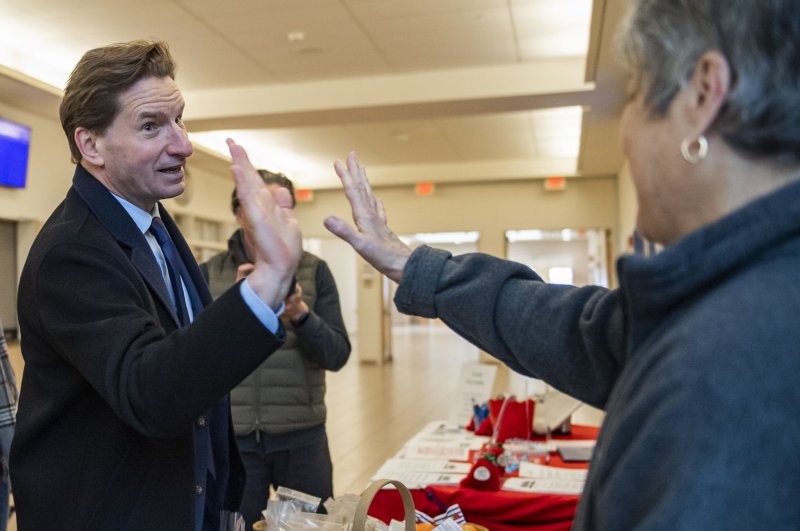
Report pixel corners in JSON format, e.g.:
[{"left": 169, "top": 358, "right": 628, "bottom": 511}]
[
  {"left": 504, "top": 227, "right": 610, "bottom": 428},
  {"left": 505, "top": 228, "right": 610, "bottom": 288},
  {"left": 0, "top": 219, "right": 17, "bottom": 337}
]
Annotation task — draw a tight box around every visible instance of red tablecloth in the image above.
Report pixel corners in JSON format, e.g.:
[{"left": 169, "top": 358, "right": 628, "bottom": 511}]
[{"left": 368, "top": 425, "right": 599, "bottom": 531}]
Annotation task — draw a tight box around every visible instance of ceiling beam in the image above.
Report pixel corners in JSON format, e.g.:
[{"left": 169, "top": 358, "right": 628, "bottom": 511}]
[{"left": 183, "top": 58, "right": 593, "bottom": 130}]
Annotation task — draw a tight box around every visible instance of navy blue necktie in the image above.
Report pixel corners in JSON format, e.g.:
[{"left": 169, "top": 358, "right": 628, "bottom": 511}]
[
  {"left": 149, "top": 217, "right": 191, "bottom": 326},
  {"left": 150, "top": 218, "right": 216, "bottom": 530}
]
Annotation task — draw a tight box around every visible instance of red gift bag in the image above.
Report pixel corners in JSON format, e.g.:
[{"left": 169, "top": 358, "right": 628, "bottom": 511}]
[{"left": 489, "top": 396, "right": 535, "bottom": 443}]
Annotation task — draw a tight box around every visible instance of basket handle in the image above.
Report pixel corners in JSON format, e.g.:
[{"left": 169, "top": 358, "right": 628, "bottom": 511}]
[{"left": 352, "top": 479, "right": 415, "bottom": 531}]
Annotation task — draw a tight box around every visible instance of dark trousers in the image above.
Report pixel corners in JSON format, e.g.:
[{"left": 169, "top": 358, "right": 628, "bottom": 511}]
[{"left": 237, "top": 431, "right": 334, "bottom": 528}]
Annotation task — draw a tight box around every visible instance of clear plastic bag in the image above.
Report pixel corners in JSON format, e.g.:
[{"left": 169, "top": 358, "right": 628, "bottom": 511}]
[{"left": 277, "top": 511, "right": 348, "bottom": 531}]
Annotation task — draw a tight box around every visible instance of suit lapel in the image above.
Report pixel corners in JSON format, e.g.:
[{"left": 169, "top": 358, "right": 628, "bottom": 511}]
[{"left": 71, "top": 166, "right": 184, "bottom": 326}]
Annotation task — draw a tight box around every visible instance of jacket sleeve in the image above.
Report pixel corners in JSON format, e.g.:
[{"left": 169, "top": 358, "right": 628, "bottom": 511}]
[
  {"left": 291, "top": 260, "right": 351, "bottom": 371},
  {"left": 27, "top": 240, "right": 283, "bottom": 438},
  {"left": 394, "top": 246, "right": 626, "bottom": 408}
]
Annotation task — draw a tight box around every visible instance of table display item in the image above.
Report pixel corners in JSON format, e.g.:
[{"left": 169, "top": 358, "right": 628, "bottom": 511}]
[{"left": 460, "top": 445, "right": 503, "bottom": 491}]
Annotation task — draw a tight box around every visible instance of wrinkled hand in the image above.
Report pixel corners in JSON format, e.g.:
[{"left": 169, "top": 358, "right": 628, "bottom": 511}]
[
  {"left": 324, "top": 152, "right": 411, "bottom": 284},
  {"left": 227, "top": 138, "right": 302, "bottom": 308},
  {"left": 283, "top": 282, "right": 310, "bottom": 323}
]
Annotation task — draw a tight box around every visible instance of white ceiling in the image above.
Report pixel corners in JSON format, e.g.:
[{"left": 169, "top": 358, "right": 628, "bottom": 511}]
[{"left": 0, "top": 0, "right": 629, "bottom": 190}]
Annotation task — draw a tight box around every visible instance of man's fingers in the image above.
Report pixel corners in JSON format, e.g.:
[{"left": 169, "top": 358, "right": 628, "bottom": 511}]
[
  {"left": 227, "top": 138, "right": 264, "bottom": 207},
  {"left": 227, "top": 138, "right": 254, "bottom": 183},
  {"left": 226, "top": 138, "right": 252, "bottom": 165}
]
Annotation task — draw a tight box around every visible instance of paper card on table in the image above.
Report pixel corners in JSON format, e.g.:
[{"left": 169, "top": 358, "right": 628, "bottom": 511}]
[
  {"left": 551, "top": 439, "right": 596, "bottom": 449},
  {"left": 377, "top": 458, "right": 473, "bottom": 475},
  {"left": 368, "top": 471, "right": 466, "bottom": 490},
  {"left": 409, "top": 430, "right": 487, "bottom": 448},
  {"left": 502, "top": 476, "right": 586, "bottom": 495},
  {"left": 406, "top": 434, "right": 486, "bottom": 449},
  {"left": 402, "top": 443, "right": 471, "bottom": 461},
  {"left": 416, "top": 421, "right": 465, "bottom": 437},
  {"left": 448, "top": 362, "right": 497, "bottom": 426},
  {"left": 518, "top": 462, "right": 588, "bottom": 481},
  {"left": 533, "top": 389, "right": 583, "bottom": 434}
]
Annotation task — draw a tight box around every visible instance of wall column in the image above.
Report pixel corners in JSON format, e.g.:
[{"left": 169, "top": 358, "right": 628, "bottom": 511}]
[{"left": 356, "top": 258, "right": 391, "bottom": 364}]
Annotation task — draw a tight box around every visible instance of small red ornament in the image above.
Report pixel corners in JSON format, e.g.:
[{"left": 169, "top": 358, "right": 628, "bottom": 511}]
[
  {"left": 460, "top": 457, "right": 502, "bottom": 491},
  {"left": 461, "top": 442, "right": 504, "bottom": 492}
]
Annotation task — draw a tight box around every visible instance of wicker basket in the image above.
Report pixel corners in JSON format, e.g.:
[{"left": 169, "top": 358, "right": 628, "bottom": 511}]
[
  {"left": 353, "top": 479, "right": 415, "bottom": 531},
  {"left": 252, "top": 479, "right": 415, "bottom": 531}
]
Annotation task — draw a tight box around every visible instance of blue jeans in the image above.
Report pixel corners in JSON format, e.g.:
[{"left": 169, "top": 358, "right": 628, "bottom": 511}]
[{"left": 237, "top": 431, "right": 333, "bottom": 529}]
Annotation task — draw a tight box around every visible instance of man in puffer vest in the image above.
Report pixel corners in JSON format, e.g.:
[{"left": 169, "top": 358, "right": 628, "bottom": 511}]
[{"left": 201, "top": 170, "right": 351, "bottom": 529}]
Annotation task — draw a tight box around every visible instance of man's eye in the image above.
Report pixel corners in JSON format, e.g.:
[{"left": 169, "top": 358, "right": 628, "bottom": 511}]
[{"left": 142, "top": 123, "right": 156, "bottom": 132}]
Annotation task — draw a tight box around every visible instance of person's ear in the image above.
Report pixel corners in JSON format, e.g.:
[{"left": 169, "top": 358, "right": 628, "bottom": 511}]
[
  {"left": 234, "top": 206, "right": 246, "bottom": 228},
  {"left": 684, "top": 50, "right": 731, "bottom": 135},
  {"left": 75, "top": 127, "right": 104, "bottom": 167}
]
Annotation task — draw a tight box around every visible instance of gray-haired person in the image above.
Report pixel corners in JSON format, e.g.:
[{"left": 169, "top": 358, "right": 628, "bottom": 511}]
[{"left": 325, "top": 0, "right": 800, "bottom": 528}]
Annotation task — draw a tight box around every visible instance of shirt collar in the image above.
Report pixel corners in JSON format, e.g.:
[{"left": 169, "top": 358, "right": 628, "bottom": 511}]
[{"left": 111, "top": 193, "right": 161, "bottom": 234}]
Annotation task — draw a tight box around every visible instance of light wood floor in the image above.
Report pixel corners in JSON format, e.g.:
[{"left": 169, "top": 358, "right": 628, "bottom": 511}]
[
  {"left": 326, "top": 321, "right": 484, "bottom": 497},
  {"left": 5, "top": 321, "right": 602, "bottom": 528}
]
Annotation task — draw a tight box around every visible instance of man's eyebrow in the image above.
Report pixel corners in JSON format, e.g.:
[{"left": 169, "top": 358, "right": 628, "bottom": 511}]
[{"left": 137, "top": 110, "right": 168, "bottom": 121}]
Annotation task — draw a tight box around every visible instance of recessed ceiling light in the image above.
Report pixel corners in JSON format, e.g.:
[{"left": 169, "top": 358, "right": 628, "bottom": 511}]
[{"left": 287, "top": 31, "right": 305, "bottom": 43}]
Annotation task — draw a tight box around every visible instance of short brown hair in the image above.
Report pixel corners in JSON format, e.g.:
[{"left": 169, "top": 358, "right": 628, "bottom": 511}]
[
  {"left": 231, "top": 170, "right": 296, "bottom": 213},
  {"left": 59, "top": 40, "right": 176, "bottom": 163}
]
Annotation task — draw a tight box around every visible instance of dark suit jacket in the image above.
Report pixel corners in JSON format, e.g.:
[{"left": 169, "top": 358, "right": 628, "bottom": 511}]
[{"left": 11, "top": 166, "right": 284, "bottom": 530}]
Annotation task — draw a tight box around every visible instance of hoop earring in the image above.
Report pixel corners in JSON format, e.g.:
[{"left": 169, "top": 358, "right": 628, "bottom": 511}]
[{"left": 680, "top": 135, "right": 708, "bottom": 164}]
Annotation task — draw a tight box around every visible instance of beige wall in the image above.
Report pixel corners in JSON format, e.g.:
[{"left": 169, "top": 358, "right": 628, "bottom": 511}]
[
  {"left": 293, "top": 177, "right": 620, "bottom": 257},
  {"left": 0, "top": 100, "right": 75, "bottom": 294},
  {"left": 0, "top": 101, "right": 74, "bottom": 223},
  {"left": 616, "top": 161, "right": 637, "bottom": 254}
]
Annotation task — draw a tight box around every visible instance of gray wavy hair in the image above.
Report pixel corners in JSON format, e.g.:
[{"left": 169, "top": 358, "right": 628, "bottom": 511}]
[{"left": 617, "top": 0, "right": 800, "bottom": 163}]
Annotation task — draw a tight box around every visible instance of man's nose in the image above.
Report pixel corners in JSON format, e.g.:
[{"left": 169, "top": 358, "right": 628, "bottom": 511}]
[{"left": 168, "top": 124, "right": 193, "bottom": 158}]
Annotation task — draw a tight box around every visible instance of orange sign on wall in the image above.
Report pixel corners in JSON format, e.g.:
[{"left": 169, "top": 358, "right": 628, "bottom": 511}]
[
  {"left": 544, "top": 176, "right": 566, "bottom": 191},
  {"left": 296, "top": 188, "right": 314, "bottom": 203},
  {"left": 415, "top": 182, "right": 435, "bottom": 196}
]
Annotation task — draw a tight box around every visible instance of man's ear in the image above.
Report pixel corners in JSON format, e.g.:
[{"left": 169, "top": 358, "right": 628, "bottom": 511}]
[
  {"left": 684, "top": 50, "right": 731, "bottom": 135},
  {"left": 74, "top": 127, "right": 104, "bottom": 167}
]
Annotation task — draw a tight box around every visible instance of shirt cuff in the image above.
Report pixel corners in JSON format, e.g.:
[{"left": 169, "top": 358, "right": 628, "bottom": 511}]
[{"left": 240, "top": 279, "right": 285, "bottom": 334}]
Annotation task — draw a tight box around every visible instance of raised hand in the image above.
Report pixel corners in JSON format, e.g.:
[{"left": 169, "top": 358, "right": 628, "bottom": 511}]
[
  {"left": 227, "top": 138, "right": 302, "bottom": 308},
  {"left": 283, "top": 282, "right": 309, "bottom": 323},
  {"left": 324, "top": 152, "right": 412, "bottom": 284}
]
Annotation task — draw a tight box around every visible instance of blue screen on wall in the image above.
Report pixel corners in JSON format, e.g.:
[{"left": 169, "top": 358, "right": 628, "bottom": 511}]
[{"left": 0, "top": 117, "right": 31, "bottom": 189}]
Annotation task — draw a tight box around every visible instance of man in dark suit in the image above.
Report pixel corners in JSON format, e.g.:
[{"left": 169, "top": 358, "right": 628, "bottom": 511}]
[{"left": 10, "top": 40, "right": 301, "bottom": 531}]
